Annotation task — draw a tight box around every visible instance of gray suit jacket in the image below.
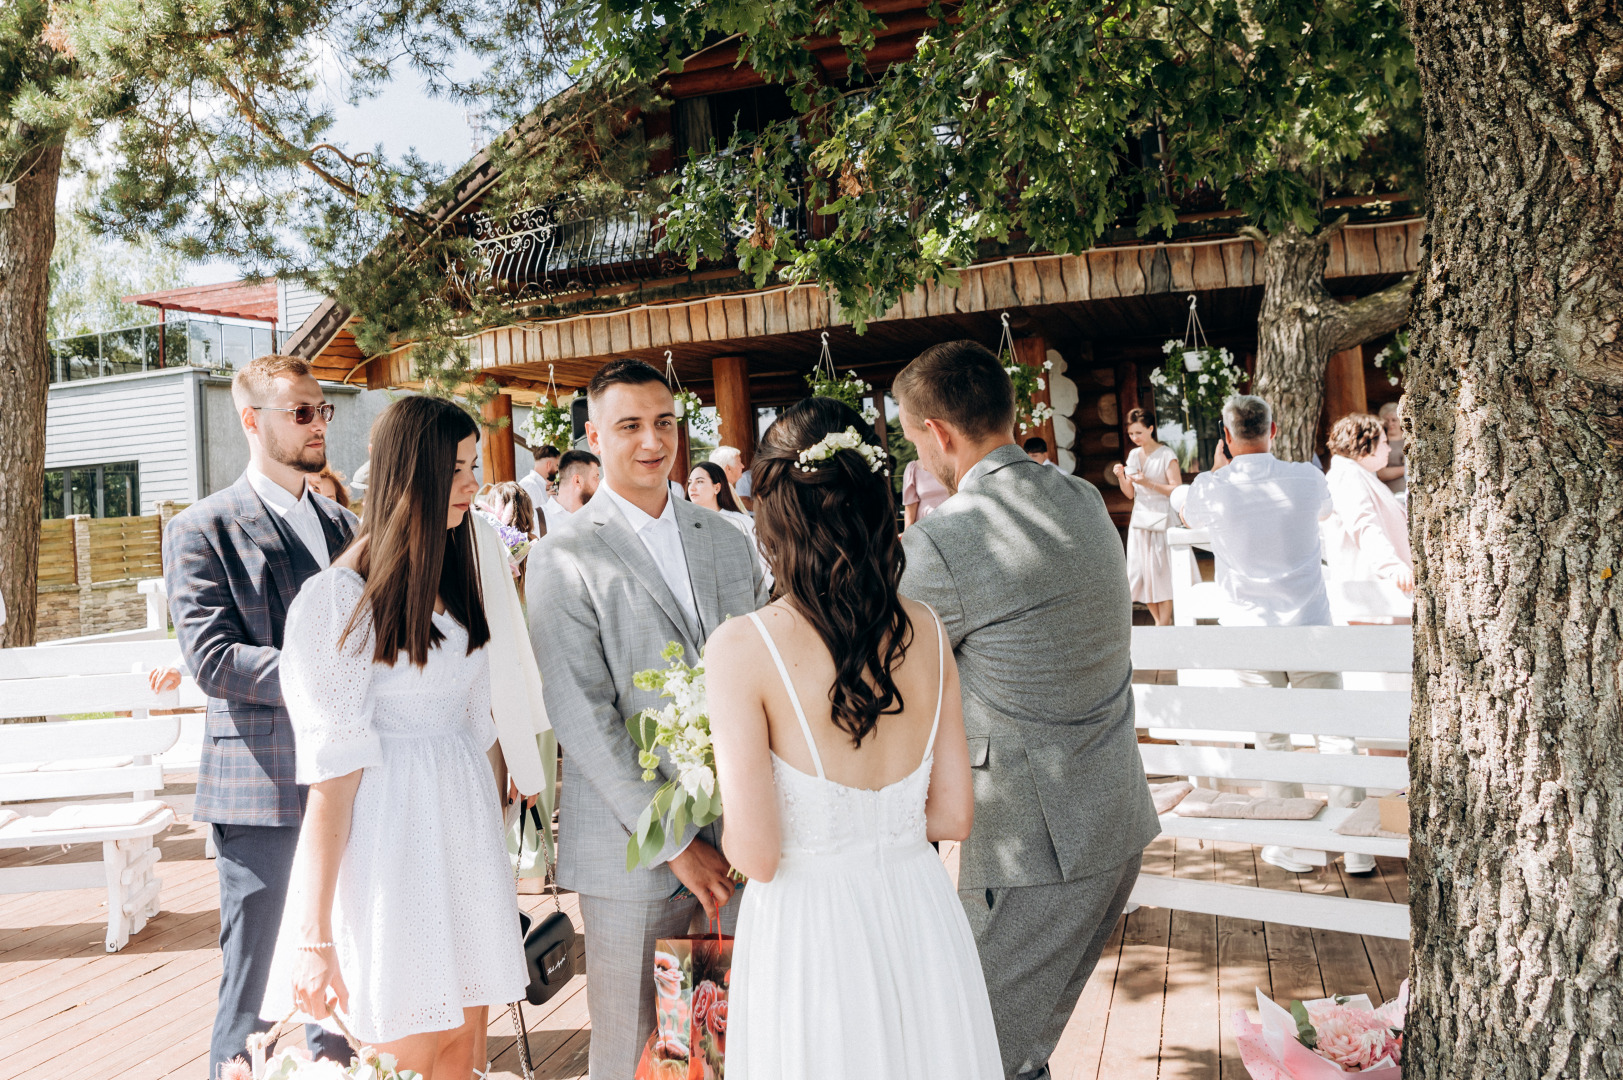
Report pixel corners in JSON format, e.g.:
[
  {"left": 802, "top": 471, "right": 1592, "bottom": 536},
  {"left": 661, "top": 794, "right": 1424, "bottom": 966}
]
[
  {"left": 163, "top": 474, "right": 357, "bottom": 827},
  {"left": 527, "top": 494, "right": 769, "bottom": 900},
  {"left": 900, "top": 445, "right": 1159, "bottom": 889}
]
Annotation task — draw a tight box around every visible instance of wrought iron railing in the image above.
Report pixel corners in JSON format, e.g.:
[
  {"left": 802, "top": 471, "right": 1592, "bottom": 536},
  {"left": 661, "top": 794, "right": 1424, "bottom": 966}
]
[{"left": 467, "top": 185, "right": 812, "bottom": 300}]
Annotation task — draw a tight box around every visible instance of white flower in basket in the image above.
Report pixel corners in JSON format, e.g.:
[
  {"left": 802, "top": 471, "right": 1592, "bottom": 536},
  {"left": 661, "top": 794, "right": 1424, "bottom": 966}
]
[{"left": 247, "top": 1011, "right": 421, "bottom": 1080}]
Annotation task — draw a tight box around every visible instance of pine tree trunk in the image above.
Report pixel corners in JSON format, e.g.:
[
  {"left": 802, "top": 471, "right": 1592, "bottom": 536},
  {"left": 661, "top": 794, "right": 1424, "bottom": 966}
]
[
  {"left": 0, "top": 140, "right": 62, "bottom": 649},
  {"left": 1250, "top": 223, "right": 1413, "bottom": 461},
  {"left": 1404, "top": 2, "right": 1623, "bottom": 1076}
]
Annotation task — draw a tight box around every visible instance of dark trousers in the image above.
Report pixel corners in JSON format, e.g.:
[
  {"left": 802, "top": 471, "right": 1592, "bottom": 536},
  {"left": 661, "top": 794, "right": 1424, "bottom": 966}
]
[
  {"left": 210, "top": 823, "right": 350, "bottom": 1077},
  {"left": 960, "top": 851, "right": 1143, "bottom": 1080}
]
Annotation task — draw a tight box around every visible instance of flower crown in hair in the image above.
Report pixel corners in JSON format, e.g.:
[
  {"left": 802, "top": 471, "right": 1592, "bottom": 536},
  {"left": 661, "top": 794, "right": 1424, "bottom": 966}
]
[{"left": 796, "top": 427, "right": 889, "bottom": 476}]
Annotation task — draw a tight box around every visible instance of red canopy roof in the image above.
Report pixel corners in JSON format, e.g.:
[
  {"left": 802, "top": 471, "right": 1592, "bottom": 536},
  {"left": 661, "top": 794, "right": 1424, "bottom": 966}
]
[{"left": 123, "top": 279, "right": 280, "bottom": 324}]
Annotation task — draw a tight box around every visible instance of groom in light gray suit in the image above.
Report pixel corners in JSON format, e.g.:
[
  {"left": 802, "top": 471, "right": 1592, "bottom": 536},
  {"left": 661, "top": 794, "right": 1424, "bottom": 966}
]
[
  {"left": 895, "top": 341, "right": 1160, "bottom": 1080},
  {"left": 527, "top": 359, "right": 768, "bottom": 1080}
]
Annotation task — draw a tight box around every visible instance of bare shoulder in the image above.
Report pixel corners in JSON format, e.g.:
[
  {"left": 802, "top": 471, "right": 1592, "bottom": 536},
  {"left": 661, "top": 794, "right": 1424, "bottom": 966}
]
[{"left": 704, "top": 607, "right": 767, "bottom": 659}]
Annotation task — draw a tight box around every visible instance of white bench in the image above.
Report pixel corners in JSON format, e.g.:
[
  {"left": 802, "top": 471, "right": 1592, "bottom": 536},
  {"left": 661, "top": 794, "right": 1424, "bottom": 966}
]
[
  {"left": 0, "top": 639, "right": 206, "bottom": 951},
  {"left": 1127, "top": 625, "right": 1410, "bottom": 940}
]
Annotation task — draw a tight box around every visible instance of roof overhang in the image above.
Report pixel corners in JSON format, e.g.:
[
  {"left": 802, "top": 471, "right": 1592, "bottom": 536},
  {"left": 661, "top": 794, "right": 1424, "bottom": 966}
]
[{"left": 123, "top": 279, "right": 280, "bottom": 323}]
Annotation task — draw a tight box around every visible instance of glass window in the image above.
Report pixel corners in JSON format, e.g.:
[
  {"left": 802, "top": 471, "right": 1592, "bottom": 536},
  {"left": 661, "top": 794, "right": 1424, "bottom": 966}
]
[
  {"left": 221, "top": 323, "right": 254, "bottom": 371},
  {"left": 44, "top": 461, "right": 141, "bottom": 518},
  {"left": 163, "top": 321, "right": 188, "bottom": 367},
  {"left": 251, "top": 327, "right": 273, "bottom": 357},
  {"left": 42, "top": 469, "right": 67, "bottom": 518},
  {"left": 103, "top": 462, "right": 139, "bottom": 517}
]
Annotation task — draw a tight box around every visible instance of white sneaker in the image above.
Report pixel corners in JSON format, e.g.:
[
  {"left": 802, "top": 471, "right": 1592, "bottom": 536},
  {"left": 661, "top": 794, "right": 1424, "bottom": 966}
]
[
  {"left": 1261, "top": 845, "right": 1314, "bottom": 873},
  {"left": 1343, "top": 852, "right": 1377, "bottom": 875}
]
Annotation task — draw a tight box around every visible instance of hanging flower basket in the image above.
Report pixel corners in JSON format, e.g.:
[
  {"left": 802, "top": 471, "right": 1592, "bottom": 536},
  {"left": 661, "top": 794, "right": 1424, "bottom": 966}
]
[
  {"left": 665, "top": 353, "right": 718, "bottom": 440},
  {"left": 523, "top": 365, "right": 577, "bottom": 452},
  {"left": 1372, "top": 331, "right": 1409, "bottom": 387},
  {"left": 994, "top": 313, "right": 1056, "bottom": 434},
  {"left": 805, "top": 333, "right": 879, "bottom": 423},
  {"left": 1149, "top": 297, "right": 1247, "bottom": 472}
]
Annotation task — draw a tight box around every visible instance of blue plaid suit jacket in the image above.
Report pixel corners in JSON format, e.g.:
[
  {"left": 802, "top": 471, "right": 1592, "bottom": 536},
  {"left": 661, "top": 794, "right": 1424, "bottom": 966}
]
[{"left": 164, "top": 474, "right": 357, "bottom": 827}]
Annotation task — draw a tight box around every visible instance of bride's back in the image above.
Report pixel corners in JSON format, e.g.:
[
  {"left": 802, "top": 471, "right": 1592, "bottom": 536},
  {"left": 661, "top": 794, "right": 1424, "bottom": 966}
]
[{"left": 749, "top": 596, "right": 942, "bottom": 791}]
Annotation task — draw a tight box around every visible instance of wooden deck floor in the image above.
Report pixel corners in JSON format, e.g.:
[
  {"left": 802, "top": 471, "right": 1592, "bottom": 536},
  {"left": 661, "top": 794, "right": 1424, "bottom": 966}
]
[{"left": 0, "top": 814, "right": 1407, "bottom": 1080}]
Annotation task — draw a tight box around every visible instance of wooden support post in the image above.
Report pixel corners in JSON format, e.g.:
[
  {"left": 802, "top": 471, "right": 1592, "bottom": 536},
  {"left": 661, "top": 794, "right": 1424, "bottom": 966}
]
[
  {"left": 1011, "top": 336, "right": 1058, "bottom": 460},
  {"left": 1323, "top": 344, "right": 1369, "bottom": 427},
  {"left": 1116, "top": 361, "right": 1140, "bottom": 471},
  {"left": 870, "top": 383, "right": 889, "bottom": 451},
  {"left": 712, "top": 355, "right": 755, "bottom": 466},
  {"left": 481, "top": 390, "right": 516, "bottom": 484},
  {"left": 671, "top": 421, "right": 692, "bottom": 492}
]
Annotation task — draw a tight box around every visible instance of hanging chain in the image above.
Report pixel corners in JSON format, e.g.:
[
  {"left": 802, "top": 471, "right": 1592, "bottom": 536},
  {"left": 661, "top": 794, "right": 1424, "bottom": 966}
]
[
  {"left": 664, "top": 349, "right": 684, "bottom": 393},
  {"left": 814, "top": 331, "right": 836, "bottom": 382},
  {"left": 545, "top": 363, "right": 559, "bottom": 406},
  {"left": 1181, "top": 294, "right": 1211, "bottom": 352}
]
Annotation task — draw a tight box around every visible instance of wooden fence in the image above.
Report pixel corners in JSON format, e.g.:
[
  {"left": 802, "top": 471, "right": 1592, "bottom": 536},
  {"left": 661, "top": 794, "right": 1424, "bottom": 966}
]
[{"left": 37, "top": 505, "right": 180, "bottom": 589}]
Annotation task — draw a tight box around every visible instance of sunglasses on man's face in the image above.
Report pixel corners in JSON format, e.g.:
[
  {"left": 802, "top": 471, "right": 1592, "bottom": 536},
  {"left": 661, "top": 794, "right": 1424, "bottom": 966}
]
[{"left": 252, "top": 403, "right": 335, "bottom": 425}]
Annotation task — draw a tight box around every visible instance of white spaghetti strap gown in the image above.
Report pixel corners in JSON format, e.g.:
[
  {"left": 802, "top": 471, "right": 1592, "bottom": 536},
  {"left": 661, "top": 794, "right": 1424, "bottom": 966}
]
[{"left": 726, "top": 608, "right": 1003, "bottom": 1079}]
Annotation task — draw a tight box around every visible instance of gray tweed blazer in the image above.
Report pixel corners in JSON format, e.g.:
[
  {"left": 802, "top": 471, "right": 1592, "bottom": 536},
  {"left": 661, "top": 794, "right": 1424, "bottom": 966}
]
[
  {"left": 163, "top": 474, "right": 356, "bottom": 827},
  {"left": 899, "top": 445, "right": 1159, "bottom": 890},
  {"left": 527, "top": 494, "right": 769, "bottom": 901}
]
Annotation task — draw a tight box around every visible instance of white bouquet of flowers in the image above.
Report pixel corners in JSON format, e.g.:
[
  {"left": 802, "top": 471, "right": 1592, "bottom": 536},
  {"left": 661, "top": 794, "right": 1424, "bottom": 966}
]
[
  {"left": 624, "top": 642, "right": 721, "bottom": 870},
  {"left": 245, "top": 1012, "right": 421, "bottom": 1080}
]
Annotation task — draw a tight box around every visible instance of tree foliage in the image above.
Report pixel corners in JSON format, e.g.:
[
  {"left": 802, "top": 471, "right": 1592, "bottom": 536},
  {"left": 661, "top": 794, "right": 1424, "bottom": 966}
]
[
  {"left": 48, "top": 182, "right": 189, "bottom": 340},
  {"left": 580, "top": 0, "right": 1421, "bottom": 329}
]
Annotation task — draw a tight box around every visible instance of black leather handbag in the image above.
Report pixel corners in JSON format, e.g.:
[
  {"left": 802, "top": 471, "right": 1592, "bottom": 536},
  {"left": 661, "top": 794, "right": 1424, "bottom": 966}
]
[{"left": 516, "top": 804, "right": 576, "bottom": 1006}]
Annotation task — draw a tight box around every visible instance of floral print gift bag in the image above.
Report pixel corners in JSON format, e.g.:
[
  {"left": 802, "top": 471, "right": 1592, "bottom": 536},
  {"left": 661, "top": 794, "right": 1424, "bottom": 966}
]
[{"left": 635, "top": 930, "right": 733, "bottom": 1080}]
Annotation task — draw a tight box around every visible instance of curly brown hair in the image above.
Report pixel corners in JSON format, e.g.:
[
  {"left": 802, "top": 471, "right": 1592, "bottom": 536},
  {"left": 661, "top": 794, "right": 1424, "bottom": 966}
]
[
  {"left": 1327, "top": 413, "right": 1385, "bottom": 460},
  {"left": 751, "top": 397, "right": 911, "bottom": 748}
]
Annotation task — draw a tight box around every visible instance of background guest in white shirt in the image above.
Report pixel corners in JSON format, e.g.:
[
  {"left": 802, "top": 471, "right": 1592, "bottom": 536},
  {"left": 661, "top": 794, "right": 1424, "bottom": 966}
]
[
  {"left": 709, "top": 445, "right": 751, "bottom": 509},
  {"left": 1022, "top": 435, "right": 1064, "bottom": 470},
  {"left": 687, "top": 460, "right": 772, "bottom": 589},
  {"left": 541, "top": 449, "right": 601, "bottom": 536},
  {"left": 1181, "top": 394, "right": 1373, "bottom": 875},
  {"left": 518, "top": 444, "right": 562, "bottom": 532}
]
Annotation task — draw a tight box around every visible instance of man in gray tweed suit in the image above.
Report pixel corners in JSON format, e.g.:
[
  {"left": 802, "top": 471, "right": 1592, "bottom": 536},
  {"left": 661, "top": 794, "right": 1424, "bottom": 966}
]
[
  {"left": 895, "top": 341, "right": 1159, "bottom": 1080},
  {"left": 163, "top": 354, "right": 356, "bottom": 1076},
  {"left": 528, "top": 359, "right": 768, "bottom": 1080}
]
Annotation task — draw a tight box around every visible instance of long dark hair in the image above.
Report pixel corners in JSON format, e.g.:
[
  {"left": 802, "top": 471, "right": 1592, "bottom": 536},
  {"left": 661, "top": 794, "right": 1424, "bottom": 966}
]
[
  {"left": 341, "top": 396, "right": 490, "bottom": 666},
  {"left": 692, "top": 460, "right": 742, "bottom": 513},
  {"left": 752, "top": 397, "right": 911, "bottom": 747}
]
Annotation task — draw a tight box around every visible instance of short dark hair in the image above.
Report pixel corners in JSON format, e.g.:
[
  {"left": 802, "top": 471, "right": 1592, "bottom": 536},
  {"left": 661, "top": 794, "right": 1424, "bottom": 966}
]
[
  {"left": 534, "top": 443, "right": 562, "bottom": 462},
  {"left": 557, "top": 448, "right": 600, "bottom": 482},
  {"left": 1126, "top": 407, "right": 1156, "bottom": 431},
  {"left": 1022, "top": 436, "right": 1048, "bottom": 454},
  {"left": 892, "top": 340, "right": 1016, "bottom": 440},
  {"left": 586, "top": 359, "right": 671, "bottom": 419}
]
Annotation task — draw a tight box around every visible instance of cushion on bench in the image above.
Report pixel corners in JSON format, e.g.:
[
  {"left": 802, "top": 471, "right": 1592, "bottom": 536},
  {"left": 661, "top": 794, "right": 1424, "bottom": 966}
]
[
  {"left": 1333, "top": 799, "right": 1407, "bottom": 840},
  {"left": 24, "top": 799, "right": 170, "bottom": 833},
  {"left": 1150, "top": 781, "right": 1195, "bottom": 814},
  {"left": 1172, "top": 788, "right": 1325, "bottom": 820}
]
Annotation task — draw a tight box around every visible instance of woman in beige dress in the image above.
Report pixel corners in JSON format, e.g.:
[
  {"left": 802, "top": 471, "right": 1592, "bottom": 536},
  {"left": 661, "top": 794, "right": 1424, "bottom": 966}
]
[{"left": 1111, "top": 408, "right": 1183, "bottom": 625}]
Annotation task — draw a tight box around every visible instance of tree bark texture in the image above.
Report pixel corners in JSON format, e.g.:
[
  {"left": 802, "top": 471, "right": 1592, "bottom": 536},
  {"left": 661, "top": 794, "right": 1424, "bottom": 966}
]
[
  {"left": 1250, "top": 223, "right": 1414, "bottom": 461},
  {"left": 0, "top": 140, "right": 61, "bottom": 649},
  {"left": 1404, "top": 2, "right": 1623, "bottom": 1077}
]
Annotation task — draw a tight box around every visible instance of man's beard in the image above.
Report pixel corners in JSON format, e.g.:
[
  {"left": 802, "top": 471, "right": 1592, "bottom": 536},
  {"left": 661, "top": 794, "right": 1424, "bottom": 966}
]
[{"left": 266, "top": 425, "right": 326, "bottom": 473}]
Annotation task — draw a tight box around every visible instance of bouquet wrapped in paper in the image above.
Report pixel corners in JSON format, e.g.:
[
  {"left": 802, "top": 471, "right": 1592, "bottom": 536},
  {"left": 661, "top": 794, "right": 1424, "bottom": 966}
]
[
  {"left": 244, "top": 1012, "right": 421, "bottom": 1080},
  {"left": 1235, "top": 981, "right": 1407, "bottom": 1079},
  {"left": 625, "top": 642, "right": 720, "bottom": 870}
]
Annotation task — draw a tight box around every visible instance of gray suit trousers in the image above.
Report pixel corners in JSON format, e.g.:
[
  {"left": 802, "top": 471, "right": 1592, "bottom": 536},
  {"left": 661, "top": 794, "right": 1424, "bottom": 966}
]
[
  {"left": 577, "top": 887, "right": 743, "bottom": 1080},
  {"left": 960, "top": 853, "right": 1142, "bottom": 1080}
]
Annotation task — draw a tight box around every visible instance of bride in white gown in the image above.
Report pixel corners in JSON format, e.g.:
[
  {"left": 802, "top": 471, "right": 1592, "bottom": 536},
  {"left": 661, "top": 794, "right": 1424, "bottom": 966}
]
[{"left": 704, "top": 397, "right": 1002, "bottom": 1079}]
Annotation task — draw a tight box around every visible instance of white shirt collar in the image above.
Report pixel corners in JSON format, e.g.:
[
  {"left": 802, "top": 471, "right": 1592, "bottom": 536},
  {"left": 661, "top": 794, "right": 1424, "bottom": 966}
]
[
  {"left": 599, "top": 479, "right": 676, "bottom": 533},
  {"left": 246, "top": 465, "right": 313, "bottom": 516}
]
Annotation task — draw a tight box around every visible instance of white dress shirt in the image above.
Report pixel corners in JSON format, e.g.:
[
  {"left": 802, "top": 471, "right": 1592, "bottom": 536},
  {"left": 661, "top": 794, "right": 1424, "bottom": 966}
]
[
  {"left": 518, "top": 470, "right": 551, "bottom": 533},
  {"left": 246, "top": 466, "right": 331, "bottom": 569},
  {"left": 1181, "top": 453, "right": 1333, "bottom": 627},
  {"left": 599, "top": 481, "right": 699, "bottom": 627},
  {"left": 541, "top": 496, "right": 572, "bottom": 535}
]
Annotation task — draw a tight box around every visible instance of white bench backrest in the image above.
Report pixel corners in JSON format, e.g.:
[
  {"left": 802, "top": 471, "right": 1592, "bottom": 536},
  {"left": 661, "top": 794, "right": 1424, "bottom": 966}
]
[
  {"left": 1130, "top": 625, "right": 1412, "bottom": 788},
  {"left": 0, "top": 640, "right": 186, "bottom": 680},
  {"left": 0, "top": 716, "right": 181, "bottom": 803}
]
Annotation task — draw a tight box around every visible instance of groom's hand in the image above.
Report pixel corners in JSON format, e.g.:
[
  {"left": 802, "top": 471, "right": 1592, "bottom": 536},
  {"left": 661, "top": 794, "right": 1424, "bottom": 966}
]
[{"left": 669, "top": 839, "right": 736, "bottom": 920}]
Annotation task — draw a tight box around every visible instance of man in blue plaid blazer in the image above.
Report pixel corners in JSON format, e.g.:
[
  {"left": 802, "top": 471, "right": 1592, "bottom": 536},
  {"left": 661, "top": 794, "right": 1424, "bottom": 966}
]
[{"left": 164, "top": 355, "right": 358, "bottom": 1077}]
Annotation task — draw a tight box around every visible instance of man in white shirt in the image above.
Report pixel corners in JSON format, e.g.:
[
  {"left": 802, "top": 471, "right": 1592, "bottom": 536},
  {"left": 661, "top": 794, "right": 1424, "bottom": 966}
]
[
  {"left": 540, "top": 449, "right": 601, "bottom": 534},
  {"left": 709, "top": 444, "right": 751, "bottom": 508},
  {"left": 1022, "top": 435, "right": 1065, "bottom": 471},
  {"left": 518, "top": 445, "right": 562, "bottom": 533},
  {"left": 526, "top": 359, "right": 768, "bottom": 1080},
  {"left": 1181, "top": 394, "right": 1372, "bottom": 875}
]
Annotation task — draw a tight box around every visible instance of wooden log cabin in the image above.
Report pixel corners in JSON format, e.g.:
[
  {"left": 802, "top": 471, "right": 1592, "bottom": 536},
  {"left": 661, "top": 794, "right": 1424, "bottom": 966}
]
[{"left": 286, "top": 12, "right": 1420, "bottom": 524}]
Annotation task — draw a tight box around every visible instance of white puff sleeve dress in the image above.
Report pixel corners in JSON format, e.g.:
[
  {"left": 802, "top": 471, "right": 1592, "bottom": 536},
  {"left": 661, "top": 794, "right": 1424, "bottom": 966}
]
[{"left": 260, "top": 567, "right": 528, "bottom": 1045}]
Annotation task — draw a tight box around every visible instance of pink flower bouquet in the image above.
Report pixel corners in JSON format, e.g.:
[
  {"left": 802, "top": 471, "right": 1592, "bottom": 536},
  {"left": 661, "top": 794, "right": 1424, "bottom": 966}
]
[{"left": 1235, "top": 981, "right": 1407, "bottom": 1080}]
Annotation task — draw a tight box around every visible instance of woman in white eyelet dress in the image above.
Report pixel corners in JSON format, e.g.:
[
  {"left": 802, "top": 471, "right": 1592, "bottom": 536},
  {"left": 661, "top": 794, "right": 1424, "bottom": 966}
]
[
  {"left": 704, "top": 397, "right": 1002, "bottom": 1080},
  {"left": 259, "top": 397, "right": 527, "bottom": 1072}
]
